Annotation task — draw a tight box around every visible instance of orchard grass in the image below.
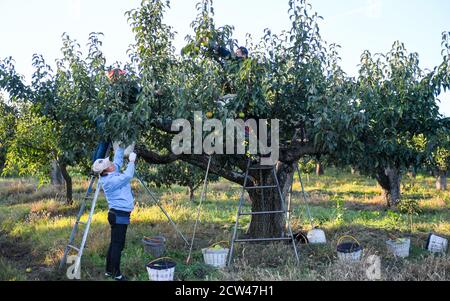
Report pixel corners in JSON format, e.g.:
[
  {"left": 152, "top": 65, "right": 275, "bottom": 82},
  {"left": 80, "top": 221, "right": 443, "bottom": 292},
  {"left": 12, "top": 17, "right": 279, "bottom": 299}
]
[{"left": 0, "top": 169, "right": 448, "bottom": 281}]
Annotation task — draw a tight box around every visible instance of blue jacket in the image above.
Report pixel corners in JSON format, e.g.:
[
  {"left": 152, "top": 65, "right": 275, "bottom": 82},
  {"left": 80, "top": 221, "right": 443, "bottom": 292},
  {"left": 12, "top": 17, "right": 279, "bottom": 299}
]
[{"left": 100, "top": 148, "right": 135, "bottom": 213}]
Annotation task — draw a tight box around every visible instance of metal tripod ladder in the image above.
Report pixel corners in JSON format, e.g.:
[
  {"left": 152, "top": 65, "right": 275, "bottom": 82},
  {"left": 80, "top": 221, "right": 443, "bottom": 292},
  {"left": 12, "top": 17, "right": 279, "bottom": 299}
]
[
  {"left": 60, "top": 175, "right": 101, "bottom": 274},
  {"left": 60, "top": 166, "right": 190, "bottom": 278},
  {"left": 228, "top": 156, "right": 300, "bottom": 266},
  {"left": 60, "top": 173, "right": 190, "bottom": 275}
]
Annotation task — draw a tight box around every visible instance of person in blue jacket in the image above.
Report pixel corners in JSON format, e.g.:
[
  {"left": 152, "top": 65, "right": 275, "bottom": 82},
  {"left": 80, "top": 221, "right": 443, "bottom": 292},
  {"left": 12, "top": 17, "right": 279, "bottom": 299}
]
[{"left": 92, "top": 145, "right": 137, "bottom": 281}]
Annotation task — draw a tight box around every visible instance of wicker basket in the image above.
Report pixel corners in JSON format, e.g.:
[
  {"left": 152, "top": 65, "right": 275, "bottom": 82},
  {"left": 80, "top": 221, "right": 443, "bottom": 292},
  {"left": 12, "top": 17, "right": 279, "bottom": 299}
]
[
  {"left": 146, "top": 258, "right": 176, "bottom": 281},
  {"left": 142, "top": 236, "right": 166, "bottom": 258},
  {"left": 386, "top": 238, "right": 410, "bottom": 258},
  {"left": 202, "top": 242, "right": 229, "bottom": 268},
  {"left": 337, "top": 236, "right": 363, "bottom": 262},
  {"left": 426, "top": 234, "right": 448, "bottom": 254},
  {"left": 307, "top": 228, "right": 327, "bottom": 244}
]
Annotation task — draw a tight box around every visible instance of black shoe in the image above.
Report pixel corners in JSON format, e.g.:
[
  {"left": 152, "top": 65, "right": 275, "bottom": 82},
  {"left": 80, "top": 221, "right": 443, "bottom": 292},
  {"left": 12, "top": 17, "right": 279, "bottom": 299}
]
[
  {"left": 114, "top": 275, "right": 128, "bottom": 281},
  {"left": 105, "top": 272, "right": 113, "bottom": 278}
]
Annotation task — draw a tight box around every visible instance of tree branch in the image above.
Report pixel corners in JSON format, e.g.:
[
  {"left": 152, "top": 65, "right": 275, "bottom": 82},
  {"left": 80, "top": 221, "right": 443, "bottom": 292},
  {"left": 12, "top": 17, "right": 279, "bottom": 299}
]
[
  {"left": 279, "top": 142, "right": 318, "bottom": 163},
  {"left": 150, "top": 118, "right": 181, "bottom": 135},
  {"left": 136, "top": 146, "right": 179, "bottom": 164},
  {"left": 137, "top": 146, "right": 248, "bottom": 186},
  {"left": 182, "top": 155, "right": 247, "bottom": 186},
  {"left": 136, "top": 120, "right": 318, "bottom": 185},
  {"left": 148, "top": 117, "right": 319, "bottom": 164}
]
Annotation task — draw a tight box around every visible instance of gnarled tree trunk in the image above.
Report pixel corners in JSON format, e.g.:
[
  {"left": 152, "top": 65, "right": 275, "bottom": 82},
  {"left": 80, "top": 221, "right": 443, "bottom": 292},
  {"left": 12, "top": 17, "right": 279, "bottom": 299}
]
[
  {"left": 247, "top": 162, "right": 295, "bottom": 238},
  {"left": 376, "top": 167, "right": 401, "bottom": 207},
  {"left": 436, "top": 170, "right": 448, "bottom": 191}
]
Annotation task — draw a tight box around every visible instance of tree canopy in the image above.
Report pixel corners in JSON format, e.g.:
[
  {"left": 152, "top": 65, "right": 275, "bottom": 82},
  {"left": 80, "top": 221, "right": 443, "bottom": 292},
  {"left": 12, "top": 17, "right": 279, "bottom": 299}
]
[{"left": 0, "top": 0, "right": 449, "bottom": 234}]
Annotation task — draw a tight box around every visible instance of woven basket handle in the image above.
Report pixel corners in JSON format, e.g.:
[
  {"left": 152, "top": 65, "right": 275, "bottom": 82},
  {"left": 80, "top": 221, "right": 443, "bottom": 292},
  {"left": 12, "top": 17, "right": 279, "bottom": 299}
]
[
  {"left": 295, "top": 232, "right": 308, "bottom": 242},
  {"left": 148, "top": 257, "right": 174, "bottom": 266},
  {"left": 207, "top": 241, "right": 230, "bottom": 249},
  {"left": 337, "top": 235, "right": 361, "bottom": 246},
  {"left": 144, "top": 236, "right": 165, "bottom": 243}
]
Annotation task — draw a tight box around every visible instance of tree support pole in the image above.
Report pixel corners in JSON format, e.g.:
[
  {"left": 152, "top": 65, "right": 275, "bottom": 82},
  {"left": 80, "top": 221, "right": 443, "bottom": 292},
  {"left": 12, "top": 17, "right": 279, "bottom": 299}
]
[{"left": 186, "top": 156, "right": 213, "bottom": 264}]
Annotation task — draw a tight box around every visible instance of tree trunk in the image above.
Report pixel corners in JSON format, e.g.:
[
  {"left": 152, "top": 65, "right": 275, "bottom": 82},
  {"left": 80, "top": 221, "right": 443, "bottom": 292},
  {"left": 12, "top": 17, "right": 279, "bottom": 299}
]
[
  {"left": 407, "top": 167, "right": 417, "bottom": 179},
  {"left": 187, "top": 182, "right": 203, "bottom": 202},
  {"left": 51, "top": 160, "right": 64, "bottom": 186},
  {"left": 60, "top": 164, "right": 73, "bottom": 205},
  {"left": 187, "top": 185, "right": 195, "bottom": 202},
  {"left": 436, "top": 170, "right": 448, "bottom": 191},
  {"left": 376, "top": 167, "right": 401, "bottom": 207},
  {"left": 316, "top": 163, "right": 324, "bottom": 176},
  {"left": 247, "top": 162, "right": 295, "bottom": 238},
  {"left": 0, "top": 151, "right": 6, "bottom": 172}
]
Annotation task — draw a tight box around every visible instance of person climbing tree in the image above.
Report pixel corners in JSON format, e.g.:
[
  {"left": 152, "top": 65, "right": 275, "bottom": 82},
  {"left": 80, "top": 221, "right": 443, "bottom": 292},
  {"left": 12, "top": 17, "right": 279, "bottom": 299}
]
[
  {"left": 212, "top": 44, "right": 249, "bottom": 66},
  {"left": 92, "top": 69, "right": 140, "bottom": 162}
]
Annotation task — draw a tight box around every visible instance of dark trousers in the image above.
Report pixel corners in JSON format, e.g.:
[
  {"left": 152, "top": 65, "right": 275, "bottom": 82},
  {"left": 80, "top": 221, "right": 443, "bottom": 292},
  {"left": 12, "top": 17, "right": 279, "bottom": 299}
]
[
  {"left": 93, "top": 141, "right": 111, "bottom": 163},
  {"left": 106, "top": 211, "right": 128, "bottom": 277}
]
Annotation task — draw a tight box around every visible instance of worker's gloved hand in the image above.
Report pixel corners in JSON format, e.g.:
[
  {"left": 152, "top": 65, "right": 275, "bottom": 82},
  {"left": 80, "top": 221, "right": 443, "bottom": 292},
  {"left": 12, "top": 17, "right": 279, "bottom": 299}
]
[
  {"left": 124, "top": 143, "right": 136, "bottom": 157},
  {"left": 129, "top": 152, "right": 137, "bottom": 163},
  {"left": 113, "top": 141, "right": 122, "bottom": 152}
]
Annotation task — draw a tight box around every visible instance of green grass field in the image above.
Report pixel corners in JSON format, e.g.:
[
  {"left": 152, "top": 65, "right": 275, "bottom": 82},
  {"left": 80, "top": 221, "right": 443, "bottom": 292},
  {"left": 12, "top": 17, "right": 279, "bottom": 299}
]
[{"left": 0, "top": 169, "right": 449, "bottom": 281}]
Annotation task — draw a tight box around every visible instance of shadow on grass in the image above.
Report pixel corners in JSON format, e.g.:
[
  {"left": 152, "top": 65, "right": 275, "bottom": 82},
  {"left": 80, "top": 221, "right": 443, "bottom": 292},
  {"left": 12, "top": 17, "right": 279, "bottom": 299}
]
[
  {"left": 306, "top": 190, "right": 380, "bottom": 198},
  {"left": 2, "top": 211, "right": 449, "bottom": 281},
  {"left": 0, "top": 231, "right": 59, "bottom": 281},
  {"left": 1, "top": 174, "right": 448, "bottom": 281}
]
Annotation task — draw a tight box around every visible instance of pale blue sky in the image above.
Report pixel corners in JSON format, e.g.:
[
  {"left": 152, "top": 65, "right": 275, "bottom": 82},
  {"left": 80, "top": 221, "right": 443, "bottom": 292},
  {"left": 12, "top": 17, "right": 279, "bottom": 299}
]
[{"left": 0, "top": 0, "right": 449, "bottom": 116}]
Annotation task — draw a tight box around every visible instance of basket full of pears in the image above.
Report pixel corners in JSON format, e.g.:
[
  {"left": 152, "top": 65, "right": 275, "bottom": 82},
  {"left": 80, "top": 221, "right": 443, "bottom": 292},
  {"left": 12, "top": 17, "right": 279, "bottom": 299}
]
[{"left": 202, "top": 241, "right": 230, "bottom": 268}]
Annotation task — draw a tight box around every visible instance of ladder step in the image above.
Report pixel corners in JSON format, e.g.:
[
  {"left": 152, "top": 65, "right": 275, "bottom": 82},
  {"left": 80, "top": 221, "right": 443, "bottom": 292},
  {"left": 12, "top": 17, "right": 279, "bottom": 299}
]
[
  {"left": 235, "top": 237, "right": 292, "bottom": 243},
  {"left": 67, "top": 245, "right": 80, "bottom": 252},
  {"left": 249, "top": 165, "right": 274, "bottom": 170},
  {"left": 240, "top": 210, "right": 286, "bottom": 216},
  {"left": 76, "top": 221, "right": 86, "bottom": 226},
  {"left": 245, "top": 185, "right": 278, "bottom": 190}
]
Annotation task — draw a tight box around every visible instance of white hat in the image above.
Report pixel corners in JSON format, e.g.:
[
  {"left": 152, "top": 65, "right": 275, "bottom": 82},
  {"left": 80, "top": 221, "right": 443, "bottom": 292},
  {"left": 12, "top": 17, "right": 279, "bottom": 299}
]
[{"left": 92, "top": 158, "right": 113, "bottom": 174}]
